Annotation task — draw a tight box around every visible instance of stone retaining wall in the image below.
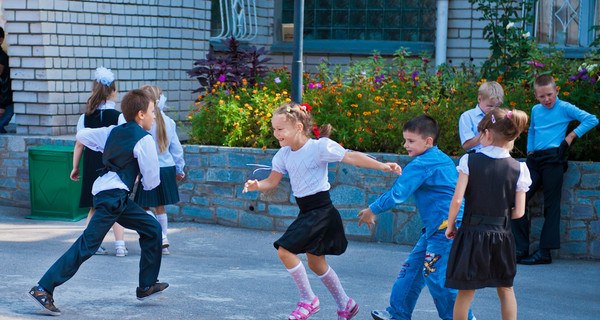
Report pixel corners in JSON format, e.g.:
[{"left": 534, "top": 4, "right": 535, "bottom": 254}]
[{"left": 1, "top": 135, "right": 598, "bottom": 259}]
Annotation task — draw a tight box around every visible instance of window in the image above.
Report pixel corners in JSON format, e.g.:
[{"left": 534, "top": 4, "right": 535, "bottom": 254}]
[
  {"left": 276, "top": 0, "right": 436, "bottom": 54},
  {"left": 534, "top": 0, "right": 600, "bottom": 55}
]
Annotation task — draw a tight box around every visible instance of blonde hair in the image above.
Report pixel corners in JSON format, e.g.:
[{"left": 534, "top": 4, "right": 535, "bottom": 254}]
[
  {"left": 478, "top": 108, "right": 528, "bottom": 151},
  {"left": 273, "top": 102, "right": 332, "bottom": 138},
  {"left": 478, "top": 81, "right": 504, "bottom": 104},
  {"left": 86, "top": 81, "right": 117, "bottom": 116},
  {"left": 139, "top": 85, "right": 168, "bottom": 154}
]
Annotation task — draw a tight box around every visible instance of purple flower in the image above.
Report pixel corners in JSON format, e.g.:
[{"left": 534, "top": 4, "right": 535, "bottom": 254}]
[
  {"left": 412, "top": 71, "right": 420, "bottom": 79},
  {"left": 308, "top": 83, "right": 314, "bottom": 89},
  {"left": 591, "top": 78, "right": 596, "bottom": 83},
  {"left": 315, "top": 83, "right": 322, "bottom": 88},
  {"left": 218, "top": 74, "right": 226, "bottom": 82},
  {"left": 526, "top": 61, "right": 534, "bottom": 65},
  {"left": 569, "top": 76, "right": 578, "bottom": 81},
  {"left": 579, "top": 68, "right": 588, "bottom": 75},
  {"left": 581, "top": 75, "right": 589, "bottom": 80},
  {"left": 361, "top": 69, "right": 367, "bottom": 76},
  {"left": 320, "top": 57, "right": 325, "bottom": 61},
  {"left": 535, "top": 62, "right": 545, "bottom": 67},
  {"left": 224, "top": 90, "right": 230, "bottom": 95},
  {"left": 274, "top": 77, "right": 281, "bottom": 83}
]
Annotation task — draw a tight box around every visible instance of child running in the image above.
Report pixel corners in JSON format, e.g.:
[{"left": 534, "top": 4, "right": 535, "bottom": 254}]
[
  {"left": 71, "top": 66, "right": 127, "bottom": 256},
  {"left": 242, "top": 102, "right": 402, "bottom": 320},
  {"left": 358, "top": 114, "right": 475, "bottom": 320},
  {"left": 134, "top": 85, "right": 185, "bottom": 255},
  {"left": 445, "top": 108, "right": 531, "bottom": 320},
  {"left": 28, "top": 89, "right": 167, "bottom": 316}
]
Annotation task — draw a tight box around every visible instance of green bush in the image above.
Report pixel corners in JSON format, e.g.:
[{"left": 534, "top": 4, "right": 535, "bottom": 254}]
[{"left": 188, "top": 48, "right": 600, "bottom": 161}]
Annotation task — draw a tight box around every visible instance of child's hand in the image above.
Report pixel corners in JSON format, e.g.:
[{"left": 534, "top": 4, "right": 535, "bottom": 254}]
[
  {"left": 358, "top": 208, "right": 376, "bottom": 229},
  {"left": 445, "top": 224, "right": 457, "bottom": 239},
  {"left": 176, "top": 173, "right": 185, "bottom": 181},
  {"left": 242, "top": 179, "right": 259, "bottom": 193},
  {"left": 70, "top": 168, "right": 80, "bottom": 181},
  {"left": 382, "top": 162, "right": 402, "bottom": 175}
]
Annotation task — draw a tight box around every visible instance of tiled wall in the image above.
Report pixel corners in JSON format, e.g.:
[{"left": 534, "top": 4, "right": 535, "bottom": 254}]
[
  {"left": 1, "top": 135, "right": 599, "bottom": 259},
  {"left": 2, "top": 0, "right": 211, "bottom": 135}
]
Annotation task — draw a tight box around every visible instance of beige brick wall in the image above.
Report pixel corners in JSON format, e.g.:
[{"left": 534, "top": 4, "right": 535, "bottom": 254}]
[{"left": 2, "top": 0, "right": 211, "bottom": 135}]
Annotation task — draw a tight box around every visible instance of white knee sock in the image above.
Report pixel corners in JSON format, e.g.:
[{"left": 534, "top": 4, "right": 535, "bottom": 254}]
[
  {"left": 287, "top": 262, "right": 316, "bottom": 302},
  {"left": 319, "top": 266, "right": 351, "bottom": 310},
  {"left": 156, "top": 214, "right": 168, "bottom": 240},
  {"left": 114, "top": 240, "right": 125, "bottom": 249},
  {"left": 146, "top": 210, "right": 156, "bottom": 219}
]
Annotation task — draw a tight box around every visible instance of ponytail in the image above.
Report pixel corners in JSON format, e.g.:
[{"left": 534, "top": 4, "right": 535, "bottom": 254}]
[
  {"left": 86, "top": 81, "right": 116, "bottom": 116},
  {"left": 140, "top": 84, "right": 168, "bottom": 154}
]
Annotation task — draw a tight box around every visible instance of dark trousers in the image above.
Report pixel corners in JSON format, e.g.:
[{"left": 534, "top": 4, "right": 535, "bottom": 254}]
[
  {"left": 512, "top": 145, "right": 567, "bottom": 252},
  {"left": 39, "top": 189, "right": 163, "bottom": 294}
]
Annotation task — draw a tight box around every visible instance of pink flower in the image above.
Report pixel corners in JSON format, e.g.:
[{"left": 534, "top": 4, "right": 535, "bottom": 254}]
[
  {"left": 308, "top": 83, "right": 314, "bottom": 89},
  {"left": 218, "top": 74, "right": 226, "bottom": 82},
  {"left": 274, "top": 77, "right": 281, "bottom": 83}
]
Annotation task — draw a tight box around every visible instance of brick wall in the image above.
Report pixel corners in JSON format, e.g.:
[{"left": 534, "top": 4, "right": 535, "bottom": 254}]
[
  {"left": 2, "top": 0, "right": 211, "bottom": 135},
  {"left": 1, "top": 135, "right": 599, "bottom": 259}
]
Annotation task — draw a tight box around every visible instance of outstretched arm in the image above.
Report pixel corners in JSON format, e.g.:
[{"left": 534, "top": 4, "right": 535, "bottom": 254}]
[
  {"left": 446, "top": 172, "right": 468, "bottom": 239},
  {"left": 341, "top": 151, "right": 402, "bottom": 175},
  {"left": 70, "top": 140, "right": 84, "bottom": 181},
  {"left": 243, "top": 171, "right": 284, "bottom": 193}
]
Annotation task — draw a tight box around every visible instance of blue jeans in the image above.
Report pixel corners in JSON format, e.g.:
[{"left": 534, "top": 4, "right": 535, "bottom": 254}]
[
  {"left": 0, "top": 103, "right": 13, "bottom": 133},
  {"left": 386, "top": 229, "right": 474, "bottom": 320}
]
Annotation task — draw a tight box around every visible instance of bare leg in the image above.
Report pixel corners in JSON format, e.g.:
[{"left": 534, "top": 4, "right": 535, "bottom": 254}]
[
  {"left": 306, "top": 253, "right": 329, "bottom": 276},
  {"left": 112, "top": 223, "right": 125, "bottom": 241},
  {"left": 454, "top": 289, "right": 475, "bottom": 320},
  {"left": 278, "top": 246, "right": 301, "bottom": 269},
  {"left": 497, "top": 287, "right": 517, "bottom": 320}
]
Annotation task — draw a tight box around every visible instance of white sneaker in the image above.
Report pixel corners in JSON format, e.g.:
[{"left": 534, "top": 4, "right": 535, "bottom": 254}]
[
  {"left": 162, "top": 238, "right": 170, "bottom": 248},
  {"left": 162, "top": 247, "right": 170, "bottom": 255},
  {"left": 371, "top": 310, "right": 392, "bottom": 320},
  {"left": 95, "top": 246, "right": 108, "bottom": 255},
  {"left": 115, "top": 247, "right": 128, "bottom": 257}
]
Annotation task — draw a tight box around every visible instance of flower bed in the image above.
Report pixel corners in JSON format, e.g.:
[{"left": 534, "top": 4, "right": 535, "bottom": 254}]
[{"left": 188, "top": 46, "right": 600, "bottom": 161}]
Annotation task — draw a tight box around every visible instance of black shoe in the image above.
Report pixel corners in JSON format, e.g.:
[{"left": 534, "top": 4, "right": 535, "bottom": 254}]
[
  {"left": 520, "top": 250, "right": 552, "bottom": 265},
  {"left": 516, "top": 250, "right": 528, "bottom": 263},
  {"left": 28, "top": 286, "right": 61, "bottom": 316},
  {"left": 136, "top": 281, "right": 169, "bottom": 300}
]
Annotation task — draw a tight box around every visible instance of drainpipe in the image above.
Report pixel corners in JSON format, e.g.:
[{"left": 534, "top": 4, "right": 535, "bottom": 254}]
[
  {"left": 291, "top": 0, "right": 304, "bottom": 103},
  {"left": 435, "top": 0, "right": 449, "bottom": 66}
]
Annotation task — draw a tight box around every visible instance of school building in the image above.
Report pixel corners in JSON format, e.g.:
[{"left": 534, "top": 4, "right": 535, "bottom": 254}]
[{"left": 0, "top": 0, "right": 599, "bottom": 258}]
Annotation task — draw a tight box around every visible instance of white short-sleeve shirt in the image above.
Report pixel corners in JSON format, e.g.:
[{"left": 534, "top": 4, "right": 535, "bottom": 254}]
[
  {"left": 457, "top": 145, "right": 532, "bottom": 192},
  {"left": 271, "top": 138, "right": 347, "bottom": 198}
]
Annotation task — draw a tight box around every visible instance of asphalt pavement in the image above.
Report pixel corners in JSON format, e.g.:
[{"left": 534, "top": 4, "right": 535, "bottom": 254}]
[{"left": 0, "top": 205, "right": 598, "bottom": 320}]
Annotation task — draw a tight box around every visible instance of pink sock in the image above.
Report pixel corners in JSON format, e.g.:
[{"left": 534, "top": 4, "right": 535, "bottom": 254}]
[{"left": 318, "top": 266, "right": 351, "bottom": 310}]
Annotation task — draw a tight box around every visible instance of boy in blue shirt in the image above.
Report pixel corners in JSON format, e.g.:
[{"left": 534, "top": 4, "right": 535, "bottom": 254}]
[
  {"left": 28, "top": 89, "right": 168, "bottom": 316},
  {"left": 458, "top": 81, "right": 504, "bottom": 153},
  {"left": 359, "top": 114, "right": 474, "bottom": 320},
  {"left": 514, "top": 74, "right": 598, "bottom": 265}
]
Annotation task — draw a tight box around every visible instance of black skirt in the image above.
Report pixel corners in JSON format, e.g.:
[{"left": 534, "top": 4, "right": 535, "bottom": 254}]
[
  {"left": 134, "top": 166, "right": 180, "bottom": 207},
  {"left": 79, "top": 148, "right": 103, "bottom": 208},
  {"left": 445, "top": 223, "right": 517, "bottom": 290},
  {"left": 274, "top": 191, "right": 348, "bottom": 256}
]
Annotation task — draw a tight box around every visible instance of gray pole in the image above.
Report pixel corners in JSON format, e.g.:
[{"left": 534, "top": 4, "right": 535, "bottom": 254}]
[{"left": 291, "top": 0, "right": 304, "bottom": 103}]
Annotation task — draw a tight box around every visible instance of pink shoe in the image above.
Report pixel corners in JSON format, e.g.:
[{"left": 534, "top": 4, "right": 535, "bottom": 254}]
[
  {"left": 289, "top": 296, "right": 320, "bottom": 320},
  {"left": 337, "top": 298, "right": 359, "bottom": 320}
]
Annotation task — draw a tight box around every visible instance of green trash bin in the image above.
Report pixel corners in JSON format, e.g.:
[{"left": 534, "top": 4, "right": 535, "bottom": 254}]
[{"left": 27, "top": 145, "right": 88, "bottom": 221}]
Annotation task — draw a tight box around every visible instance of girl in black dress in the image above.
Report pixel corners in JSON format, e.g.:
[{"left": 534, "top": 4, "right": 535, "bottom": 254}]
[
  {"left": 445, "top": 108, "right": 531, "bottom": 320},
  {"left": 71, "top": 67, "right": 127, "bottom": 256}
]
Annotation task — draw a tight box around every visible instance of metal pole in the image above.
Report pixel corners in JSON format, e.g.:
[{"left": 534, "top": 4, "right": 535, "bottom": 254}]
[
  {"left": 291, "top": 0, "right": 304, "bottom": 103},
  {"left": 435, "top": 0, "right": 448, "bottom": 66}
]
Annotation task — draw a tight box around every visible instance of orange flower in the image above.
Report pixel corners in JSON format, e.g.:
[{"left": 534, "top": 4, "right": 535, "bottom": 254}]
[
  {"left": 388, "top": 124, "right": 393, "bottom": 129},
  {"left": 563, "top": 92, "right": 570, "bottom": 96},
  {"left": 510, "top": 101, "right": 516, "bottom": 106},
  {"left": 358, "top": 137, "right": 363, "bottom": 142},
  {"left": 357, "top": 93, "right": 363, "bottom": 98}
]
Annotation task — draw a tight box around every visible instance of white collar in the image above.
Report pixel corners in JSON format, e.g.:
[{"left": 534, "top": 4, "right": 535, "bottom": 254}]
[
  {"left": 477, "top": 145, "right": 510, "bottom": 159},
  {"left": 98, "top": 100, "right": 116, "bottom": 110}
]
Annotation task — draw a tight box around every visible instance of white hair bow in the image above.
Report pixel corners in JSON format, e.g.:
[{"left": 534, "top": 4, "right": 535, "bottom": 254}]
[{"left": 94, "top": 67, "right": 115, "bottom": 86}]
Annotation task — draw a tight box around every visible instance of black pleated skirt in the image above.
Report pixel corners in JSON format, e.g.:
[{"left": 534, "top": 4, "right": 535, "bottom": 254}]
[
  {"left": 274, "top": 191, "right": 348, "bottom": 256},
  {"left": 446, "top": 223, "right": 517, "bottom": 290},
  {"left": 79, "top": 148, "right": 103, "bottom": 208},
  {"left": 134, "top": 166, "right": 180, "bottom": 207}
]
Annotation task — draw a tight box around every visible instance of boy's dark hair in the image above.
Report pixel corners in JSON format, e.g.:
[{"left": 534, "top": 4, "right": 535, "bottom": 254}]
[
  {"left": 121, "top": 89, "right": 151, "bottom": 122},
  {"left": 533, "top": 74, "right": 556, "bottom": 90},
  {"left": 403, "top": 114, "right": 440, "bottom": 144},
  {"left": 0, "top": 27, "right": 4, "bottom": 38}
]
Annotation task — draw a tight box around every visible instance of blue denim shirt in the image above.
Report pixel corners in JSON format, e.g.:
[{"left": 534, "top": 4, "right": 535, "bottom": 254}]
[
  {"left": 527, "top": 98, "right": 598, "bottom": 153},
  {"left": 369, "top": 146, "right": 463, "bottom": 239}
]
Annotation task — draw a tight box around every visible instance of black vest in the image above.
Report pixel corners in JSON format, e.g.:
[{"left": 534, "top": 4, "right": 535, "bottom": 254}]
[
  {"left": 100, "top": 121, "right": 149, "bottom": 191},
  {"left": 463, "top": 153, "right": 520, "bottom": 223}
]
